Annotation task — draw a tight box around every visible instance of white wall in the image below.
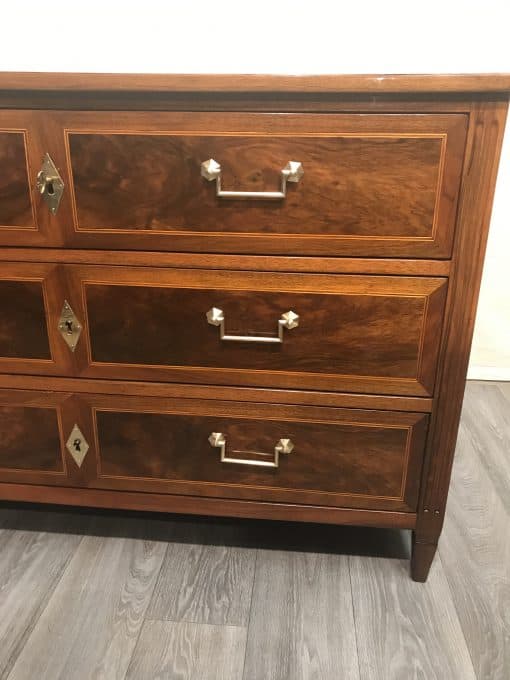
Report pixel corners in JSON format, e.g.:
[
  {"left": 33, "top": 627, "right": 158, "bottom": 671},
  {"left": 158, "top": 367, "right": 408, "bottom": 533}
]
[{"left": 1, "top": 0, "right": 509, "bottom": 378}]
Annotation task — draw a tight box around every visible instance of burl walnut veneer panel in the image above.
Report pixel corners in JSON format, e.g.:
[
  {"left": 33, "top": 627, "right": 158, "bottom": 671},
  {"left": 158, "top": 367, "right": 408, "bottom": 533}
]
[
  {"left": 0, "top": 131, "right": 33, "bottom": 228},
  {"left": 89, "top": 395, "right": 427, "bottom": 512},
  {"left": 75, "top": 268, "right": 447, "bottom": 396},
  {"left": 0, "top": 279, "right": 50, "bottom": 359},
  {"left": 52, "top": 111, "right": 466, "bottom": 257}
]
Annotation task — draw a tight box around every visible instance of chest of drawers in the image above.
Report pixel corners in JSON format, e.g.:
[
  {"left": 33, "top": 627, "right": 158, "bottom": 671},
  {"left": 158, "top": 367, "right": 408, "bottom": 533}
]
[{"left": 0, "top": 72, "right": 508, "bottom": 581}]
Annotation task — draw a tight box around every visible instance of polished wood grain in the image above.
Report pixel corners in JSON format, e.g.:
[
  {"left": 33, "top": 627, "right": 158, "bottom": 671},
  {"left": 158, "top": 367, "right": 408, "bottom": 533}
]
[
  {"left": 71, "top": 266, "right": 447, "bottom": 396},
  {"left": 0, "top": 390, "right": 72, "bottom": 486},
  {"left": 0, "top": 247, "right": 452, "bottom": 275},
  {"left": 0, "top": 405, "right": 61, "bottom": 472},
  {"left": 0, "top": 111, "right": 68, "bottom": 248},
  {"left": 0, "top": 280, "right": 50, "bottom": 359},
  {"left": 1, "top": 71, "right": 509, "bottom": 94},
  {"left": 86, "top": 393, "right": 427, "bottom": 511},
  {"left": 69, "top": 132, "right": 442, "bottom": 236},
  {"left": 0, "top": 263, "right": 76, "bottom": 377},
  {"left": 57, "top": 111, "right": 466, "bottom": 257},
  {"left": 0, "top": 482, "right": 417, "bottom": 528},
  {"left": 413, "top": 100, "right": 508, "bottom": 580},
  {"left": 0, "top": 131, "right": 33, "bottom": 228},
  {"left": 0, "top": 373, "right": 434, "bottom": 412}
]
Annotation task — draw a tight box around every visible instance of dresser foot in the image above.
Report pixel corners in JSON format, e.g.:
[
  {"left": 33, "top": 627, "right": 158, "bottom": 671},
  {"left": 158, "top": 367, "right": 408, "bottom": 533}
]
[{"left": 411, "top": 536, "right": 437, "bottom": 582}]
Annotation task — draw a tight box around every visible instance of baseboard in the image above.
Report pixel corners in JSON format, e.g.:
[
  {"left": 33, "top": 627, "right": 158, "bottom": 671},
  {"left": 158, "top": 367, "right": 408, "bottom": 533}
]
[{"left": 467, "top": 366, "right": 510, "bottom": 381}]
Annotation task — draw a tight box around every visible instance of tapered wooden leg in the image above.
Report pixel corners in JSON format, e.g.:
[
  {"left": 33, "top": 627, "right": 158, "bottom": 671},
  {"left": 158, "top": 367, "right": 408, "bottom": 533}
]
[{"left": 411, "top": 534, "right": 437, "bottom": 582}]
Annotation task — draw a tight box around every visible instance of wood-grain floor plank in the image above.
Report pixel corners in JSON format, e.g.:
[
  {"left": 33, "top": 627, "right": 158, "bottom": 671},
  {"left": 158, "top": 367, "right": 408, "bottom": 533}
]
[
  {"left": 461, "top": 382, "right": 510, "bottom": 512},
  {"left": 439, "top": 420, "right": 510, "bottom": 680},
  {"left": 350, "top": 554, "right": 476, "bottom": 680},
  {"left": 7, "top": 525, "right": 167, "bottom": 680},
  {"left": 147, "top": 522, "right": 255, "bottom": 626},
  {"left": 243, "top": 550, "right": 360, "bottom": 680},
  {"left": 126, "top": 620, "right": 247, "bottom": 680},
  {"left": 0, "top": 510, "right": 83, "bottom": 679}
]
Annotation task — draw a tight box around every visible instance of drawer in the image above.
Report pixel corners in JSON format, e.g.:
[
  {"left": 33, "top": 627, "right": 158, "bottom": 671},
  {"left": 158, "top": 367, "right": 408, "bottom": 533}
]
[
  {"left": 0, "top": 263, "right": 74, "bottom": 377},
  {"left": 76, "top": 394, "right": 429, "bottom": 512},
  {"left": 0, "top": 111, "right": 65, "bottom": 247},
  {"left": 67, "top": 266, "right": 447, "bottom": 397},
  {"left": 6, "top": 110, "right": 467, "bottom": 257},
  {"left": 0, "top": 390, "right": 72, "bottom": 486}
]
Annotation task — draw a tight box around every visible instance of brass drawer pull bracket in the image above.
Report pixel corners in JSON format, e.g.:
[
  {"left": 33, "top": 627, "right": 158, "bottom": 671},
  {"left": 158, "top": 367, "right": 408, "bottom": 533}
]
[
  {"left": 206, "top": 307, "right": 299, "bottom": 344},
  {"left": 208, "top": 432, "right": 294, "bottom": 468},
  {"left": 201, "top": 158, "right": 304, "bottom": 200}
]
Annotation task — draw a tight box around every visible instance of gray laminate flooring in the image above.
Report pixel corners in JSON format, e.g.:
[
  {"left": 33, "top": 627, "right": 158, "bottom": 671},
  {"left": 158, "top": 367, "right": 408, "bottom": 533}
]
[{"left": 0, "top": 381, "right": 508, "bottom": 680}]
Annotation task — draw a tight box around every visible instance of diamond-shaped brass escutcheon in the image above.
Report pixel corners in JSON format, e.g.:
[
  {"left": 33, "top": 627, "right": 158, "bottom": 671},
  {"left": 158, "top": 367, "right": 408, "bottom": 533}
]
[
  {"left": 66, "top": 424, "right": 89, "bottom": 468},
  {"left": 36, "top": 153, "right": 65, "bottom": 215},
  {"left": 58, "top": 300, "right": 82, "bottom": 352}
]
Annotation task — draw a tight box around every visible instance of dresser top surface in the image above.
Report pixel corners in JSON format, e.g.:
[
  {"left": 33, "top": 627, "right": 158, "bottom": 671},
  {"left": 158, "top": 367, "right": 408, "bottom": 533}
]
[{"left": 1, "top": 72, "right": 510, "bottom": 95}]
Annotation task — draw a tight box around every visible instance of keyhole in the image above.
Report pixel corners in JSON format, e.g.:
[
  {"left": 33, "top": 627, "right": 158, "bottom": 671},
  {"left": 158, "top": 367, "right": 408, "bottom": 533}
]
[
  {"left": 65, "top": 320, "right": 73, "bottom": 334},
  {"left": 73, "top": 438, "right": 81, "bottom": 452},
  {"left": 46, "top": 181, "right": 55, "bottom": 196}
]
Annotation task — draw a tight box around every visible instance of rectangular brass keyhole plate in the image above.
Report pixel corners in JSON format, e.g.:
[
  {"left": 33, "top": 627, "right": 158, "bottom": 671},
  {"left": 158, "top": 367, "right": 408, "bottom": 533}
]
[
  {"left": 36, "top": 153, "right": 65, "bottom": 215},
  {"left": 58, "top": 300, "right": 82, "bottom": 352}
]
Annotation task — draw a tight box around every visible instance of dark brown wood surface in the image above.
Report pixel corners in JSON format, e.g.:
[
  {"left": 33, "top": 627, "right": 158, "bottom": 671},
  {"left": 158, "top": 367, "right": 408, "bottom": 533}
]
[
  {"left": 0, "top": 373, "right": 434, "bottom": 413},
  {"left": 56, "top": 111, "right": 466, "bottom": 257},
  {"left": 0, "top": 280, "right": 50, "bottom": 359},
  {"left": 85, "top": 394, "right": 427, "bottom": 511},
  {"left": 69, "top": 266, "right": 447, "bottom": 396},
  {"left": 0, "top": 263, "right": 74, "bottom": 377},
  {"left": 69, "top": 132, "right": 441, "bottom": 235},
  {"left": 0, "top": 481, "right": 417, "bottom": 528},
  {"left": 0, "top": 131, "right": 33, "bottom": 228},
  {"left": 0, "top": 248, "right": 452, "bottom": 276},
  {"left": 1, "top": 72, "right": 509, "bottom": 94},
  {"left": 0, "top": 389, "right": 71, "bottom": 485},
  {"left": 0, "top": 111, "right": 66, "bottom": 247}
]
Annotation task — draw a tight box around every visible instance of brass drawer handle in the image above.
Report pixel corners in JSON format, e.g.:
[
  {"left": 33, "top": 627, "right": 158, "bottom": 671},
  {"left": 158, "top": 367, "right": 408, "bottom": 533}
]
[
  {"left": 208, "top": 432, "right": 294, "bottom": 468},
  {"left": 206, "top": 307, "right": 299, "bottom": 344},
  {"left": 201, "top": 158, "right": 304, "bottom": 200}
]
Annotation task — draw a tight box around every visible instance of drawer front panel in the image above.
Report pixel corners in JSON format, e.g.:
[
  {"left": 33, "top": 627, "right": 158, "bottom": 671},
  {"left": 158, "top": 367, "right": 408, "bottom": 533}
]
[
  {"left": 53, "top": 111, "right": 467, "bottom": 257},
  {"left": 0, "top": 263, "right": 74, "bottom": 376},
  {"left": 0, "top": 279, "right": 50, "bottom": 359},
  {"left": 87, "top": 395, "right": 427, "bottom": 511},
  {"left": 0, "top": 130, "right": 34, "bottom": 229},
  {"left": 71, "top": 267, "right": 447, "bottom": 396},
  {"left": 0, "top": 111, "right": 66, "bottom": 247},
  {"left": 0, "top": 390, "right": 74, "bottom": 485}
]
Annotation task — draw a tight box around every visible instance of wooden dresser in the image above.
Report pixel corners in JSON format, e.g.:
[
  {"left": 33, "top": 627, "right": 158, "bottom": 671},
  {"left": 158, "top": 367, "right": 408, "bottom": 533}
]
[{"left": 0, "top": 73, "right": 508, "bottom": 581}]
